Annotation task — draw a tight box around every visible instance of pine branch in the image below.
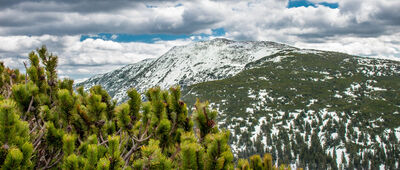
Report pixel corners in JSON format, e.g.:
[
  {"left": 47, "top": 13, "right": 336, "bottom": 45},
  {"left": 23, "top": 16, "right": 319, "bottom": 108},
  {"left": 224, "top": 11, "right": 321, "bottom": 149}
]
[
  {"left": 140, "top": 119, "right": 151, "bottom": 140},
  {"left": 23, "top": 62, "right": 28, "bottom": 84},
  {"left": 116, "top": 129, "right": 122, "bottom": 135},
  {"left": 170, "top": 144, "right": 181, "bottom": 160},
  {"left": 33, "top": 125, "right": 46, "bottom": 152},
  {"left": 100, "top": 139, "right": 108, "bottom": 146},
  {"left": 99, "top": 132, "right": 108, "bottom": 147},
  {"left": 203, "top": 107, "right": 215, "bottom": 128},
  {"left": 124, "top": 119, "right": 159, "bottom": 166},
  {"left": 123, "top": 138, "right": 140, "bottom": 166},
  {"left": 132, "top": 133, "right": 153, "bottom": 143},
  {"left": 42, "top": 151, "right": 63, "bottom": 170},
  {"left": 169, "top": 115, "right": 178, "bottom": 136},
  {"left": 6, "top": 82, "right": 12, "bottom": 99},
  {"left": 30, "top": 123, "right": 38, "bottom": 134},
  {"left": 76, "top": 104, "right": 92, "bottom": 126},
  {"left": 26, "top": 96, "right": 34, "bottom": 114}
]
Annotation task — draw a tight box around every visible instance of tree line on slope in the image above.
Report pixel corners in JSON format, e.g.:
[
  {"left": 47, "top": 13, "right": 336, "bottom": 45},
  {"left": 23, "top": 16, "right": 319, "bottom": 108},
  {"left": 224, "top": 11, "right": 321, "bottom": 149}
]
[{"left": 0, "top": 46, "right": 296, "bottom": 169}]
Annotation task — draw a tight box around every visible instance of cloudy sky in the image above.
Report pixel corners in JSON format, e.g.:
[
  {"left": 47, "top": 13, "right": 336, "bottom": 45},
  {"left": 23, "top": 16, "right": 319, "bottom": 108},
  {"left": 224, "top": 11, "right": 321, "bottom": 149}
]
[{"left": 1, "top": 0, "right": 399, "bottom": 82}]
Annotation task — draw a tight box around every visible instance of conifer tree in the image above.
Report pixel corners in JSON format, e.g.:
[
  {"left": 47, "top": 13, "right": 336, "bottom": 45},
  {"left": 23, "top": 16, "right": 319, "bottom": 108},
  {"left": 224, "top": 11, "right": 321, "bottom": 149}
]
[
  {"left": 236, "top": 159, "right": 250, "bottom": 170},
  {"left": 36, "top": 45, "right": 58, "bottom": 104},
  {"left": 106, "top": 135, "right": 124, "bottom": 169},
  {"left": 193, "top": 99, "right": 218, "bottom": 140},
  {"left": 27, "top": 50, "right": 47, "bottom": 94},
  {"left": 204, "top": 130, "right": 234, "bottom": 170},
  {"left": 180, "top": 132, "right": 204, "bottom": 170},
  {"left": 133, "top": 139, "right": 172, "bottom": 170},
  {"left": 62, "top": 134, "right": 80, "bottom": 169},
  {"left": 250, "top": 154, "right": 263, "bottom": 170},
  {"left": 263, "top": 153, "right": 273, "bottom": 170}
]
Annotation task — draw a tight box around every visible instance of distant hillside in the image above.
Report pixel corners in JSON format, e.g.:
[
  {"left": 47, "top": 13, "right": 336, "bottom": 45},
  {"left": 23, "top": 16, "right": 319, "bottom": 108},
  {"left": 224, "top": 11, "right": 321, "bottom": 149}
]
[{"left": 182, "top": 50, "right": 400, "bottom": 169}]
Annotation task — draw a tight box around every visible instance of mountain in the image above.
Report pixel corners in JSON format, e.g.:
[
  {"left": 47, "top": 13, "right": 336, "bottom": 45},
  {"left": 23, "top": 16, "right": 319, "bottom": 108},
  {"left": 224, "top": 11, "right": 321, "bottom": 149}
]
[
  {"left": 76, "top": 38, "right": 299, "bottom": 103},
  {"left": 77, "top": 39, "right": 400, "bottom": 169}
]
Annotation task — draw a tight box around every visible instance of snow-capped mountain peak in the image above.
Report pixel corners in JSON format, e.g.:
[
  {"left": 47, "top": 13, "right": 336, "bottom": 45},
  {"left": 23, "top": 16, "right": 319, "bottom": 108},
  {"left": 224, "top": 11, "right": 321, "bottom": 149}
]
[{"left": 76, "top": 39, "right": 298, "bottom": 103}]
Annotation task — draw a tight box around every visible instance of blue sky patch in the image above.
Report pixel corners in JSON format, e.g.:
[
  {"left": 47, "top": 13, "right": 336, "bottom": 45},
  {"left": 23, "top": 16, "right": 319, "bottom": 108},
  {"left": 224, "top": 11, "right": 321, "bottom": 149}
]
[
  {"left": 80, "top": 28, "right": 227, "bottom": 43},
  {"left": 318, "top": 2, "right": 339, "bottom": 9},
  {"left": 145, "top": 4, "right": 158, "bottom": 8},
  {"left": 287, "top": 0, "right": 339, "bottom": 9}
]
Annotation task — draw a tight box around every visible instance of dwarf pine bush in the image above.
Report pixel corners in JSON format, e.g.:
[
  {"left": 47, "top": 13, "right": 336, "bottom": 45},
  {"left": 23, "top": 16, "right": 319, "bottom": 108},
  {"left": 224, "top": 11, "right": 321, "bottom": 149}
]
[{"left": 0, "top": 46, "right": 294, "bottom": 169}]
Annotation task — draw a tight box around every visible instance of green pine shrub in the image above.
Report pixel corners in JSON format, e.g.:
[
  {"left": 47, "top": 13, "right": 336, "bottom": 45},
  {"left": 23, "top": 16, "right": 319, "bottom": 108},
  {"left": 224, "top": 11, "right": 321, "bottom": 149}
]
[{"left": 0, "top": 46, "right": 299, "bottom": 169}]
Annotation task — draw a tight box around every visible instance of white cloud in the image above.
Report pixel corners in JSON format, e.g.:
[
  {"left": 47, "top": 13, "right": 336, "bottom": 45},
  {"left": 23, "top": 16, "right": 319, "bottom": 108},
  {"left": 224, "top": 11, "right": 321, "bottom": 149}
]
[
  {"left": 1, "top": 0, "right": 400, "bottom": 80},
  {"left": 0, "top": 35, "right": 193, "bottom": 79},
  {"left": 111, "top": 34, "right": 118, "bottom": 40},
  {"left": 294, "top": 33, "right": 400, "bottom": 61}
]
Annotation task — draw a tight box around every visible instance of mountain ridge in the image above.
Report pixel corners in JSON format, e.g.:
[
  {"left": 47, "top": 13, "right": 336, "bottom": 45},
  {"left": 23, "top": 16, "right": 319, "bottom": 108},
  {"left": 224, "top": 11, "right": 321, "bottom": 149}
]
[{"left": 76, "top": 38, "right": 301, "bottom": 103}]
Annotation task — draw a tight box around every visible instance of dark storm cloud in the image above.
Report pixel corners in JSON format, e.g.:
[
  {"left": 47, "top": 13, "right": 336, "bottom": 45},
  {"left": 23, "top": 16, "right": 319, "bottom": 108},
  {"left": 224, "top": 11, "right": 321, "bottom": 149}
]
[
  {"left": 1, "top": 0, "right": 398, "bottom": 39},
  {"left": 0, "top": 11, "right": 60, "bottom": 27},
  {"left": 375, "top": 9, "right": 400, "bottom": 26},
  {"left": 289, "top": 1, "right": 400, "bottom": 42},
  {"left": 220, "top": 0, "right": 400, "bottom": 43},
  {"left": 0, "top": 0, "right": 222, "bottom": 36},
  {"left": 0, "top": 0, "right": 178, "bottom": 12},
  {"left": 293, "top": 21, "right": 388, "bottom": 41}
]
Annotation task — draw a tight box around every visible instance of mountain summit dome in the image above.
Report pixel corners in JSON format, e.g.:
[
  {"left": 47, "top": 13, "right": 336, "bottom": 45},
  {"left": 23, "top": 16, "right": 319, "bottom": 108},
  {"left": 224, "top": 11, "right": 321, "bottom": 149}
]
[{"left": 76, "top": 38, "right": 298, "bottom": 103}]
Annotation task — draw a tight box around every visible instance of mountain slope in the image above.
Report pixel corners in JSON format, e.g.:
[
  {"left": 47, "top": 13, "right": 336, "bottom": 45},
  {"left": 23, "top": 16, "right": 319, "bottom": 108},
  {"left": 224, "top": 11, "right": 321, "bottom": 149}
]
[
  {"left": 77, "top": 39, "right": 400, "bottom": 169},
  {"left": 181, "top": 51, "right": 400, "bottom": 169},
  {"left": 76, "top": 38, "right": 299, "bottom": 103}
]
